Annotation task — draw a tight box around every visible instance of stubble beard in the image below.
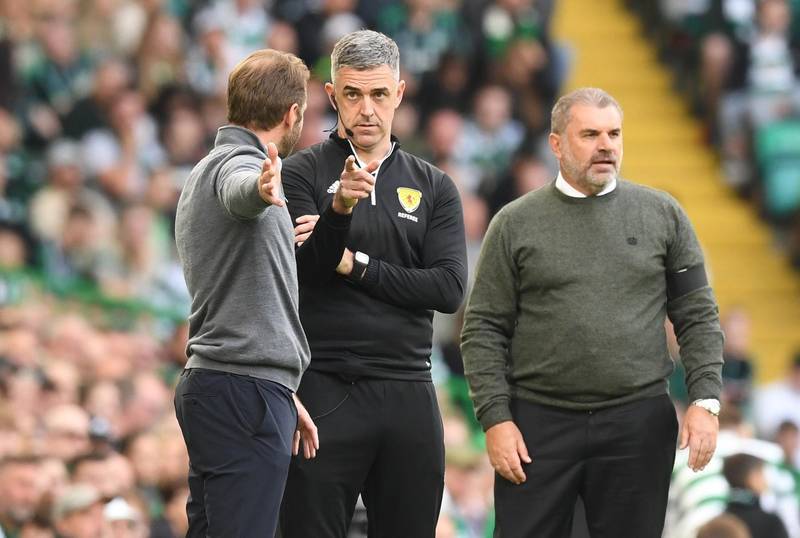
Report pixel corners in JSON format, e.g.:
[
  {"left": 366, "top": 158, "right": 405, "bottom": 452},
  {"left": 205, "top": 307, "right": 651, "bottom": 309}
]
[
  {"left": 561, "top": 146, "right": 619, "bottom": 196},
  {"left": 278, "top": 121, "right": 302, "bottom": 157}
]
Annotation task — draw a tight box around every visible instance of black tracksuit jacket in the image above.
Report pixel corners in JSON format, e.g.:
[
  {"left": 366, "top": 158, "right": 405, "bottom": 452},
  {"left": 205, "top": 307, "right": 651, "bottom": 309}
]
[{"left": 282, "top": 133, "right": 467, "bottom": 380}]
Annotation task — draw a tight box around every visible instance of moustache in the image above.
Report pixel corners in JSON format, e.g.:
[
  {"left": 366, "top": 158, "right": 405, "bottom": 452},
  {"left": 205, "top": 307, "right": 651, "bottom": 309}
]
[{"left": 591, "top": 153, "right": 617, "bottom": 165}]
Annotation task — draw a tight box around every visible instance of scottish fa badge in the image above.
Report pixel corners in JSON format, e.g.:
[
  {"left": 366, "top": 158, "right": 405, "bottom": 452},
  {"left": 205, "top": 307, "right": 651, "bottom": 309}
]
[{"left": 397, "top": 187, "right": 422, "bottom": 213}]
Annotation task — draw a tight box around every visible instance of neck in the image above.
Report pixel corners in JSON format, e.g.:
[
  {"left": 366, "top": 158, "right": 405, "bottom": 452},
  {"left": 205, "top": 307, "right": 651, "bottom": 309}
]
[
  {"left": 560, "top": 169, "right": 607, "bottom": 197},
  {"left": 241, "top": 124, "right": 282, "bottom": 153},
  {"left": 342, "top": 129, "right": 392, "bottom": 163}
]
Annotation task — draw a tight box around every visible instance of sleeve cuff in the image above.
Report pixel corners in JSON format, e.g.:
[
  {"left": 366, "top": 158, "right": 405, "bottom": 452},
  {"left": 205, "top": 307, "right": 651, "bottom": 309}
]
[
  {"left": 361, "top": 258, "right": 380, "bottom": 286},
  {"left": 322, "top": 202, "right": 353, "bottom": 228},
  {"left": 478, "top": 400, "right": 513, "bottom": 432},
  {"left": 687, "top": 378, "right": 722, "bottom": 402}
]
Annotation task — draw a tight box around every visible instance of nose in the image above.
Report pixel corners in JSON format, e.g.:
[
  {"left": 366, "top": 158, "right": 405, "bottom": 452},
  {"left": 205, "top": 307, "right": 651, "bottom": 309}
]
[
  {"left": 598, "top": 132, "right": 613, "bottom": 150},
  {"left": 360, "top": 96, "right": 375, "bottom": 118}
]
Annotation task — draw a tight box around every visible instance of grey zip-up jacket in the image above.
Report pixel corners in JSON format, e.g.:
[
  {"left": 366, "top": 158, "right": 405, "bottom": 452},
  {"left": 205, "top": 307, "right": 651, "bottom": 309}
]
[{"left": 175, "top": 125, "right": 310, "bottom": 390}]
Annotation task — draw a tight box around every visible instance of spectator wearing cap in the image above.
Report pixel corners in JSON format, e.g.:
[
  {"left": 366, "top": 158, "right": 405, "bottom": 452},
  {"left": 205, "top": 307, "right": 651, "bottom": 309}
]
[
  {"left": 104, "top": 496, "right": 146, "bottom": 538},
  {"left": 723, "top": 453, "right": 789, "bottom": 538},
  {"left": 52, "top": 484, "right": 105, "bottom": 538}
]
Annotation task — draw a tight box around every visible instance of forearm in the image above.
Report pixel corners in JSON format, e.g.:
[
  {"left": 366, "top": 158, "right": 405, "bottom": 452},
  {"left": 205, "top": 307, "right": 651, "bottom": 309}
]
[
  {"left": 295, "top": 203, "right": 352, "bottom": 285},
  {"left": 352, "top": 172, "right": 467, "bottom": 311},
  {"left": 219, "top": 171, "right": 269, "bottom": 219},
  {"left": 668, "top": 287, "right": 724, "bottom": 401},
  {"left": 461, "top": 316, "right": 514, "bottom": 431},
  {"left": 461, "top": 209, "right": 518, "bottom": 430},
  {"left": 355, "top": 259, "right": 465, "bottom": 313}
]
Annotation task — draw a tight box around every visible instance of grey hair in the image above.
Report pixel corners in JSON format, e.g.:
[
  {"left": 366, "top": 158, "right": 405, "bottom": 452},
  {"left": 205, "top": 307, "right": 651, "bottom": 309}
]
[
  {"left": 330, "top": 30, "right": 400, "bottom": 83},
  {"left": 550, "top": 87, "right": 623, "bottom": 134}
]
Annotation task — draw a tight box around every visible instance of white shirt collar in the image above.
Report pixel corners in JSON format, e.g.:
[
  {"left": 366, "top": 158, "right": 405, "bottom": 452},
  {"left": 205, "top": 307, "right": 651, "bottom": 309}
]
[
  {"left": 555, "top": 171, "right": 617, "bottom": 197},
  {"left": 346, "top": 139, "right": 395, "bottom": 172}
]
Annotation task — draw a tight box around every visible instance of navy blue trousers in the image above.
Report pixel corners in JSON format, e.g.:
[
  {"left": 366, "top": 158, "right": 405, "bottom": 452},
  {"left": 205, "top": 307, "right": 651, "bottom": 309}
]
[{"left": 174, "top": 368, "right": 296, "bottom": 538}]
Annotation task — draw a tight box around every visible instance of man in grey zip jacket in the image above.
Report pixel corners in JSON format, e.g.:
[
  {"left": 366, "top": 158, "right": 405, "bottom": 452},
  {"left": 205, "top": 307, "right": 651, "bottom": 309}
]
[{"left": 173, "top": 49, "right": 318, "bottom": 538}]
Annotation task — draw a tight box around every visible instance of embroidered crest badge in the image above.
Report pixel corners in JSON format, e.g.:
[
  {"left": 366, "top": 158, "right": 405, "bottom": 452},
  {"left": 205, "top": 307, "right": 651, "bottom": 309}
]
[{"left": 397, "top": 187, "right": 422, "bottom": 213}]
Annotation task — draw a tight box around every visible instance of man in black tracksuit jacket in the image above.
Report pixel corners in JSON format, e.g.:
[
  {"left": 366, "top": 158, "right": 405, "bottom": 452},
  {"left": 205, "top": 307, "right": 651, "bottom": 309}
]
[{"left": 278, "top": 31, "right": 467, "bottom": 538}]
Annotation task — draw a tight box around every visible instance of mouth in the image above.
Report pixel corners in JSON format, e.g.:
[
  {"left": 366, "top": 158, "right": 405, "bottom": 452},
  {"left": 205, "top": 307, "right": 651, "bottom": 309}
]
[{"left": 591, "top": 160, "right": 616, "bottom": 167}]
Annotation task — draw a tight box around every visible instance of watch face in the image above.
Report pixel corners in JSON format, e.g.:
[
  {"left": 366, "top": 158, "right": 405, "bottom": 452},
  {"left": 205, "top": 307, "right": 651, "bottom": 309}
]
[
  {"left": 697, "top": 400, "right": 720, "bottom": 415},
  {"left": 355, "top": 252, "right": 369, "bottom": 264}
]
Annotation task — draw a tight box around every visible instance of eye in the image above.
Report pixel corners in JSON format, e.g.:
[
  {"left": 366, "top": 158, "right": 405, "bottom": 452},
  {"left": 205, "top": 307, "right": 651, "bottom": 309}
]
[{"left": 344, "top": 91, "right": 359, "bottom": 100}]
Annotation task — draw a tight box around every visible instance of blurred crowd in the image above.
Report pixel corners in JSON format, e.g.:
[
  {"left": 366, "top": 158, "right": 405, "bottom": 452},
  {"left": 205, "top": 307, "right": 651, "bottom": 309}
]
[
  {"left": 629, "top": 0, "right": 800, "bottom": 269},
  {"left": 0, "top": 0, "right": 566, "bottom": 536},
  {"left": 664, "top": 308, "right": 800, "bottom": 538},
  {"left": 0, "top": 0, "right": 798, "bottom": 537}
]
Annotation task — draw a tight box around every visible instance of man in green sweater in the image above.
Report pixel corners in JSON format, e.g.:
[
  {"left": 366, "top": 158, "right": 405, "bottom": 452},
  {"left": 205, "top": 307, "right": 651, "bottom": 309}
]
[{"left": 461, "top": 87, "right": 724, "bottom": 538}]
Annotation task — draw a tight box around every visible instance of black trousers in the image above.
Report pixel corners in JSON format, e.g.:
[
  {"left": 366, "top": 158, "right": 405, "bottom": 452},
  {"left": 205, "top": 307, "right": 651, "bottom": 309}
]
[
  {"left": 279, "top": 370, "right": 445, "bottom": 538},
  {"left": 174, "top": 368, "right": 296, "bottom": 538},
  {"left": 495, "top": 394, "right": 678, "bottom": 538}
]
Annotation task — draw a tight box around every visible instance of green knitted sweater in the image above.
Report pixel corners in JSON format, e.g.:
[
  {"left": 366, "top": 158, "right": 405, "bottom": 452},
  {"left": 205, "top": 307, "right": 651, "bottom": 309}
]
[{"left": 461, "top": 180, "right": 724, "bottom": 430}]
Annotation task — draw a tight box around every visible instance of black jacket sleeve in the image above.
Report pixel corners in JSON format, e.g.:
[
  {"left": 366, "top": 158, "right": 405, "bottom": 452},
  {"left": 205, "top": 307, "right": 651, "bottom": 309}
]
[
  {"left": 356, "top": 173, "right": 467, "bottom": 313},
  {"left": 282, "top": 151, "right": 351, "bottom": 286}
]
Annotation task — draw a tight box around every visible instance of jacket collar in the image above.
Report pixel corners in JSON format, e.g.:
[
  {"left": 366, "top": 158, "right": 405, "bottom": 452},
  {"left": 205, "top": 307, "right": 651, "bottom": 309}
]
[
  {"left": 328, "top": 132, "right": 401, "bottom": 161},
  {"left": 214, "top": 125, "right": 266, "bottom": 152}
]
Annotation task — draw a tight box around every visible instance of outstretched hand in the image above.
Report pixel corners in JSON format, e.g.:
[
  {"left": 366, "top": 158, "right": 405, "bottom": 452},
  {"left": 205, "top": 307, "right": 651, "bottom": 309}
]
[{"left": 259, "top": 142, "right": 284, "bottom": 207}]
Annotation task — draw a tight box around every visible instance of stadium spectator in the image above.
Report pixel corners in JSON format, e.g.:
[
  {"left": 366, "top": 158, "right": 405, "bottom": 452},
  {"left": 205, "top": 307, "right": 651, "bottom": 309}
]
[
  {"left": 754, "top": 354, "right": 800, "bottom": 439},
  {"left": 697, "top": 514, "right": 752, "bottom": 538},
  {"left": 52, "top": 483, "right": 105, "bottom": 538},
  {"left": 720, "top": 308, "right": 756, "bottom": 408},
  {"left": 723, "top": 453, "right": 789, "bottom": 538},
  {"left": 0, "top": 455, "right": 43, "bottom": 538},
  {"left": 454, "top": 84, "right": 525, "bottom": 196},
  {"left": 775, "top": 420, "right": 800, "bottom": 471}
]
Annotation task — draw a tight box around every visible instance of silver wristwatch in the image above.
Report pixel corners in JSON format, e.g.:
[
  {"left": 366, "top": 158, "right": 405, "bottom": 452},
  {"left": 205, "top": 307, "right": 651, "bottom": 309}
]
[
  {"left": 691, "top": 398, "right": 720, "bottom": 416},
  {"left": 350, "top": 251, "right": 370, "bottom": 281}
]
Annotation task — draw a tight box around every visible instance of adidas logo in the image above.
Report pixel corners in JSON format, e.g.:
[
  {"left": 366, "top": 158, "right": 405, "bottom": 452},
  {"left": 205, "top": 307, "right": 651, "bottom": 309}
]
[{"left": 327, "top": 180, "right": 340, "bottom": 194}]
